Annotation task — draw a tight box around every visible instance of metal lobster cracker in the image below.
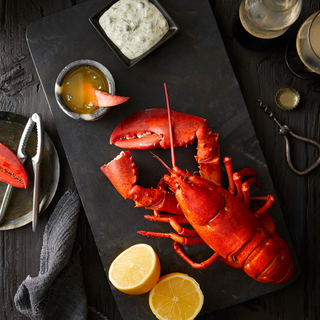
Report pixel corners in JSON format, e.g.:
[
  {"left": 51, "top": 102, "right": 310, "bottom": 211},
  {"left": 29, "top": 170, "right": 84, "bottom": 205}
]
[{"left": 258, "top": 100, "right": 320, "bottom": 175}]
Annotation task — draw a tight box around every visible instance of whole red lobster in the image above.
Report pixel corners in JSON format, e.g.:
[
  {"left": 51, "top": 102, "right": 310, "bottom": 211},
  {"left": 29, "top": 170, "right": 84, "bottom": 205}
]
[{"left": 101, "top": 84, "right": 293, "bottom": 284}]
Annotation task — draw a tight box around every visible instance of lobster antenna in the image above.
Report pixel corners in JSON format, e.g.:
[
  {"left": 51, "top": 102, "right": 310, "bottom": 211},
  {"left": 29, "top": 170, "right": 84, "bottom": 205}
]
[
  {"left": 164, "top": 83, "right": 176, "bottom": 168},
  {"left": 150, "top": 152, "right": 172, "bottom": 173}
]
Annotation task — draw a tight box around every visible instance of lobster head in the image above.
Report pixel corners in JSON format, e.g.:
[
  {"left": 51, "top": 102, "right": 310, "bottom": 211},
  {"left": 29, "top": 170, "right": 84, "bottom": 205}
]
[{"left": 164, "top": 167, "right": 225, "bottom": 226}]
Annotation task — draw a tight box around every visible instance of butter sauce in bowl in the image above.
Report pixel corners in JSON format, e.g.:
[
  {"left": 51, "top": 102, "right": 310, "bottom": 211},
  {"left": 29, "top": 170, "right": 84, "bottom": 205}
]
[
  {"left": 55, "top": 60, "right": 116, "bottom": 121},
  {"left": 60, "top": 65, "right": 109, "bottom": 115}
]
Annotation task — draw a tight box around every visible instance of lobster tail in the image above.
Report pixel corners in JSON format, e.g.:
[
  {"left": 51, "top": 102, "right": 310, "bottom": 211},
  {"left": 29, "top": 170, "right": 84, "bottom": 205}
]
[
  {"left": 243, "top": 233, "right": 293, "bottom": 284},
  {"left": 219, "top": 226, "right": 293, "bottom": 284}
]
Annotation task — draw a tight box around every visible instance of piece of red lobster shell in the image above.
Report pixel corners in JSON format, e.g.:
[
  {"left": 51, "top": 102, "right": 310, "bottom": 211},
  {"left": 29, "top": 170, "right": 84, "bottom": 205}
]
[
  {"left": 92, "top": 88, "right": 130, "bottom": 107},
  {"left": 102, "top": 85, "right": 293, "bottom": 284},
  {"left": 0, "top": 142, "right": 28, "bottom": 188}
]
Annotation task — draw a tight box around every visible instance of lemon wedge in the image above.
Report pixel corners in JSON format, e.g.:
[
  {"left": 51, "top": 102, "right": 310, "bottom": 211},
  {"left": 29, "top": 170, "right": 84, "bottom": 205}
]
[{"left": 108, "top": 243, "right": 161, "bottom": 295}]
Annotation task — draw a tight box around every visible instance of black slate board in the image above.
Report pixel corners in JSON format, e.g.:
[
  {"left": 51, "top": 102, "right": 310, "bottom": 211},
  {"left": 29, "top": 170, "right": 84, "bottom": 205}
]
[{"left": 26, "top": 0, "right": 299, "bottom": 318}]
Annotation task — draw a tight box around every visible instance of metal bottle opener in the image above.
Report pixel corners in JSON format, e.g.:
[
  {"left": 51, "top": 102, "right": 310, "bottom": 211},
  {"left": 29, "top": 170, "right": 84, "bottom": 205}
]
[{"left": 258, "top": 100, "right": 320, "bottom": 175}]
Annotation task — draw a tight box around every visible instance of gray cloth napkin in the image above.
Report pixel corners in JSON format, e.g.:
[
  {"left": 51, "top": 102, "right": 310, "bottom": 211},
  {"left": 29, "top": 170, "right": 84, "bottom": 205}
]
[{"left": 14, "top": 189, "right": 109, "bottom": 320}]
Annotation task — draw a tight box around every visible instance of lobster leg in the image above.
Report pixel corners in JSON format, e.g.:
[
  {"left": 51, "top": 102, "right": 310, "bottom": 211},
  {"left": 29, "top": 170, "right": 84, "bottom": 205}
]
[
  {"left": 174, "top": 242, "right": 220, "bottom": 269},
  {"left": 138, "top": 230, "right": 204, "bottom": 245},
  {"left": 139, "top": 222, "right": 221, "bottom": 270},
  {"left": 233, "top": 172, "right": 243, "bottom": 201},
  {"left": 241, "top": 180, "right": 276, "bottom": 233},
  {"left": 241, "top": 180, "right": 275, "bottom": 215},
  {"left": 195, "top": 127, "right": 221, "bottom": 185},
  {"left": 224, "top": 157, "right": 235, "bottom": 194},
  {"left": 250, "top": 204, "right": 277, "bottom": 235},
  {"left": 140, "top": 213, "right": 223, "bottom": 269},
  {"left": 223, "top": 157, "right": 260, "bottom": 195},
  {"left": 234, "top": 174, "right": 261, "bottom": 201},
  {"left": 142, "top": 215, "right": 199, "bottom": 236},
  {"left": 140, "top": 211, "right": 201, "bottom": 240},
  {"left": 145, "top": 212, "right": 189, "bottom": 224},
  {"left": 251, "top": 195, "right": 275, "bottom": 216}
]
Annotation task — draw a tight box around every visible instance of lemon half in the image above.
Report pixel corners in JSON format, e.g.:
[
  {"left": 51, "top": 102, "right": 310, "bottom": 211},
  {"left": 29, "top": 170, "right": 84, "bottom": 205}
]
[
  {"left": 108, "top": 243, "right": 161, "bottom": 295},
  {"left": 149, "top": 272, "right": 204, "bottom": 320}
]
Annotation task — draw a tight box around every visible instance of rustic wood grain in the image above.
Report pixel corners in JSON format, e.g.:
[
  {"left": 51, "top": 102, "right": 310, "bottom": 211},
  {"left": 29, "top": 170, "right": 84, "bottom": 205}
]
[{"left": 0, "top": 0, "right": 319, "bottom": 319}]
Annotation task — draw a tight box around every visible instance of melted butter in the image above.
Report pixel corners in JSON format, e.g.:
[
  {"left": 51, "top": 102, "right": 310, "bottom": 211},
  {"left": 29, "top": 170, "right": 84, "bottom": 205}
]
[
  {"left": 99, "top": 0, "right": 169, "bottom": 60},
  {"left": 61, "top": 65, "right": 109, "bottom": 114}
]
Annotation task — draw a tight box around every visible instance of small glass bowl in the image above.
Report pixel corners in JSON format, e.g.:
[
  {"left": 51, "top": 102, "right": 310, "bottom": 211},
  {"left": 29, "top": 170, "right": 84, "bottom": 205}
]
[
  {"left": 89, "top": 0, "right": 179, "bottom": 69},
  {"left": 55, "top": 59, "right": 116, "bottom": 121}
]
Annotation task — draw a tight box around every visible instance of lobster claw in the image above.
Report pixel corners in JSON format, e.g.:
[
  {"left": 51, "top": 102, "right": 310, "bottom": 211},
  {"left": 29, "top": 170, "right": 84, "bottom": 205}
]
[
  {"left": 110, "top": 108, "right": 208, "bottom": 150},
  {"left": 0, "top": 142, "right": 28, "bottom": 188},
  {"left": 101, "top": 151, "right": 137, "bottom": 199}
]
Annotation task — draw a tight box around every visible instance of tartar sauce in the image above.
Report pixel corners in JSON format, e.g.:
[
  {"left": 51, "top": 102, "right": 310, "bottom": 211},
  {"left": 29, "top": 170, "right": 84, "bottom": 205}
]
[{"left": 99, "top": 0, "right": 169, "bottom": 60}]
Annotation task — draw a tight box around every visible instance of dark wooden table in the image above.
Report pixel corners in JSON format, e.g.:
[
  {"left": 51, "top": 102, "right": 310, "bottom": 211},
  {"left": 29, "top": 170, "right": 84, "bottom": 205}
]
[{"left": 1, "top": 1, "right": 319, "bottom": 319}]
